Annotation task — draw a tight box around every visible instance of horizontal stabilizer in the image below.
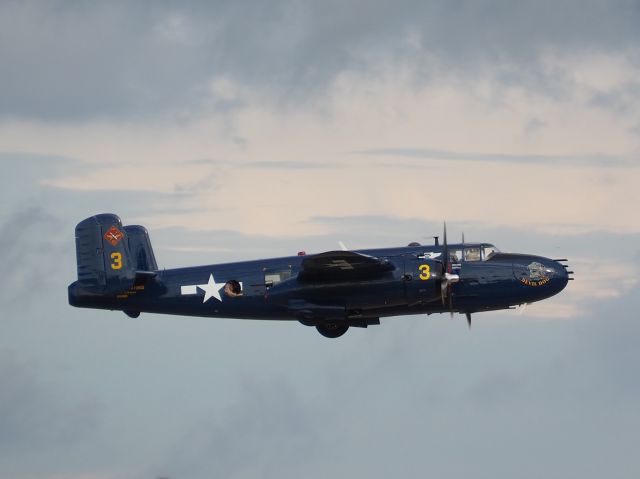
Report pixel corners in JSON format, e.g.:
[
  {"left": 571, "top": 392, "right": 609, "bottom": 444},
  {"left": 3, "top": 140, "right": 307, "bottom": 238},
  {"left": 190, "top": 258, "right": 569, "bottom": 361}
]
[{"left": 135, "top": 270, "right": 157, "bottom": 278}]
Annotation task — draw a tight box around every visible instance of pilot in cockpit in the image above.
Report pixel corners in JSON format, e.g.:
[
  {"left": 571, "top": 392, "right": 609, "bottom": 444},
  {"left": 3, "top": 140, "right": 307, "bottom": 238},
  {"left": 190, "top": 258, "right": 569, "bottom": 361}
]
[{"left": 464, "top": 247, "right": 481, "bottom": 261}]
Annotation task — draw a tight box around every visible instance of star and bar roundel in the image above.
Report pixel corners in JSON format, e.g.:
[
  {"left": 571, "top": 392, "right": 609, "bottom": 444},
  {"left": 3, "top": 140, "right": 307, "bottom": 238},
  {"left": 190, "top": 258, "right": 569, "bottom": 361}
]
[{"left": 180, "top": 274, "right": 243, "bottom": 303}]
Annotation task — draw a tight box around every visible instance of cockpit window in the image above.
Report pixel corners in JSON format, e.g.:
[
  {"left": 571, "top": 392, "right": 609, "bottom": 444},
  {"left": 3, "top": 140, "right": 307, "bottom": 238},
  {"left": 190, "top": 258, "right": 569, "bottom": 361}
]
[
  {"left": 459, "top": 245, "right": 500, "bottom": 262},
  {"left": 482, "top": 244, "right": 500, "bottom": 261},
  {"left": 481, "top": 244, "right": 500, "bottom": 260},
  {"left": 464, "top": 247, "right": 481, "bottom": 261}
]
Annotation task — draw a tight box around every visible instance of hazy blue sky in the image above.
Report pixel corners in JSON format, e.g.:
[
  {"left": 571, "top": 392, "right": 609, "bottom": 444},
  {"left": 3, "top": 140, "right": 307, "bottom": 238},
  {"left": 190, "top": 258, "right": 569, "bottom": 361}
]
[{"left": 1, "top": 1, "right": 639, "bottom": 478}]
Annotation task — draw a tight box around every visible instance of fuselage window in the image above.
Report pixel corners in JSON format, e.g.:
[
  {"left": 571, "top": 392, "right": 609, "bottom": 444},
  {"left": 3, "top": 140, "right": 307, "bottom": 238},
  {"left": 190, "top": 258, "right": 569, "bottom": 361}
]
[
  {"left": 450, "top": 249, "right": 463, "bottom": 263},
  {"left": 265, "top": 270, "right": 292, "bottom": 287},
  {"left": 224, "top": 280, "right": 243, "bottom": 297}
]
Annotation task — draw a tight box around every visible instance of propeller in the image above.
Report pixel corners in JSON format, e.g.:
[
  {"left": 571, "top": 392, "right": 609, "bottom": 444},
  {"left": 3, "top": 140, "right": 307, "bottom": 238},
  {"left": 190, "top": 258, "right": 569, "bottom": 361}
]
[
  {"left": 436, "top": 224, "right": 472, "bottom": 328},
  {"left": 439, "top": 222, "right": 460, "bottom": 314}
]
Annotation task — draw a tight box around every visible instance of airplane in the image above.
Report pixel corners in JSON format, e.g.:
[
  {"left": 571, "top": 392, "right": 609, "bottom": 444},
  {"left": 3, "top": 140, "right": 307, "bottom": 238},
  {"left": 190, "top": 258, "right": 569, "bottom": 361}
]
[{"left": 68, "top": 214, "right": 573, "bottom": 338}]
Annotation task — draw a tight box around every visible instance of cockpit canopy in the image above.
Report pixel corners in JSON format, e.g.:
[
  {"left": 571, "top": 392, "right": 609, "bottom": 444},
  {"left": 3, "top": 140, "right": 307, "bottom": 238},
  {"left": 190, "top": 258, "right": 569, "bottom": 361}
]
[{"left": 450, "top": 243, "right": 500, "bottom": 262}]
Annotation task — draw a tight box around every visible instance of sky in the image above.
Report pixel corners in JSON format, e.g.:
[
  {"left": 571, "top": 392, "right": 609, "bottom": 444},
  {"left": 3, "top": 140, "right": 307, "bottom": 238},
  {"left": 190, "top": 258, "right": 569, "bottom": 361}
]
[{"left": 1, "top": 1, "right": 640, "bottom": 478}]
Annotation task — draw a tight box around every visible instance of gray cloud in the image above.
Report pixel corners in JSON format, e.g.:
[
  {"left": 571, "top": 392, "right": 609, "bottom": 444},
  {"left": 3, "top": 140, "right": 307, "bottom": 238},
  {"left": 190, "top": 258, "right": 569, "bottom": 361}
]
[
  {"left": 242, "top": 160, "right": 338, "bottom": 170},
  {"left": 173, "top": 171, "right": 219, "bottom": 194},
  {"left": 354, "top": 147, "right": 634, "bottom": 167},
  {"left": 2, "top": 0, "right": 640, "bottom": 120},
  {"left": 186, "top": 158, "right": 338, "bottom": 170},
  {"left": 154, "top": 376, "right": 321, "bottom": 479},
  {"left": 589, "top": 82, "right": 640, "bottom": 114},
  {"left": 0, "top": 349, "right": 100, "bottom": 451},
  {"left": 0, "top": 207, "right": 63, "bottom": 311},
  {"left": 524, "top": 117, "right": 548, "bottom": 135}
]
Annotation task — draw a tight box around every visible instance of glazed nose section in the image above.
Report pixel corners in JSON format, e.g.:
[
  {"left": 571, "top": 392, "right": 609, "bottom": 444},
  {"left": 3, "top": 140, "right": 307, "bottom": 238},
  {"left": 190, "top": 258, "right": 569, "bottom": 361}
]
[{"left": 513, "top": 257, "right": 570, "bottom": 297}]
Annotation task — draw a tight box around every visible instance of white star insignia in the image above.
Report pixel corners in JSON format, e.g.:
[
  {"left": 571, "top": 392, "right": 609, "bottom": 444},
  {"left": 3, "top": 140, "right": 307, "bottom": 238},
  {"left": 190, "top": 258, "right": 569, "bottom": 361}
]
[{"left": 197, "top": 274, "right": 223, "bottom": 303}]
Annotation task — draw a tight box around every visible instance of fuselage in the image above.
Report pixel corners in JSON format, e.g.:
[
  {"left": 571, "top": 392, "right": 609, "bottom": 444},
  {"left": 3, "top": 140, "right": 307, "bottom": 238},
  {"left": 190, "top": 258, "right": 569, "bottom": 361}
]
[{"left": 69, "top": 242, "right": 570, "bottom": 322}]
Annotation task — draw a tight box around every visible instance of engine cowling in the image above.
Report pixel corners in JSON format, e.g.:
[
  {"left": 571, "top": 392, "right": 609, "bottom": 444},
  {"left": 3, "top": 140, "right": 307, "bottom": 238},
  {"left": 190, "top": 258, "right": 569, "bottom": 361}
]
[{"left": 402, "top": 257, "right": 443, "bottom": 305}]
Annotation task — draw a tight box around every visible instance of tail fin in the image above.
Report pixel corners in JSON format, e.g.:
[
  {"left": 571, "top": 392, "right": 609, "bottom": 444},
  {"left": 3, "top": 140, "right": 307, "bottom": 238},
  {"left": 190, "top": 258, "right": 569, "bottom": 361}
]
[
  {"left": 123, "top": 225, "right": 158, "bottom": 271},
  {"left": 74, "top": 214, "right": 157, "bottom": 293}
]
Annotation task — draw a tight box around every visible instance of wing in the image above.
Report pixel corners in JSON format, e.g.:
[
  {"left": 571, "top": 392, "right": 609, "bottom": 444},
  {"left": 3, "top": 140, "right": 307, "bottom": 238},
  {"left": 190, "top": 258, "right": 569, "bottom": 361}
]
[{"left": 297, "top": 250, "right": 395, "bottom": 282}]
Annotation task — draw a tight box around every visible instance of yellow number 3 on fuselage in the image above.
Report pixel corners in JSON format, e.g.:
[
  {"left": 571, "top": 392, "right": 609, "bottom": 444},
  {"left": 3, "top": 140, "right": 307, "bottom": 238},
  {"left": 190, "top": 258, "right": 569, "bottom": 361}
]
[
  {"left": 418, "top": 264, "right": 430, "bottom": 280},
  {"left": 110, "top": 252, "right": 123, "bottom": 270}
]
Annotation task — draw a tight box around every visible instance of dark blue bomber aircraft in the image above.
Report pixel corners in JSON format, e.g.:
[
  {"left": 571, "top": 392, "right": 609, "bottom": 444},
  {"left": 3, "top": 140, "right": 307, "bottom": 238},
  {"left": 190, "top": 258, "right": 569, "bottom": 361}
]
[{"left": 68, "top": 214, "right": 573, "bottom": 338}]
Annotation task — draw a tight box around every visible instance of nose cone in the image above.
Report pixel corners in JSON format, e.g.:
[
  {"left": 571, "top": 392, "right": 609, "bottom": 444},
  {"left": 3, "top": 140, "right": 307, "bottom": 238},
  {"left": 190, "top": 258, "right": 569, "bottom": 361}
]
[
  {"left": 546, "top": 260, "right": 570, "bottom": 294},
  {"left": 513, "top": 257, "right": 569, "bottom": 299}
]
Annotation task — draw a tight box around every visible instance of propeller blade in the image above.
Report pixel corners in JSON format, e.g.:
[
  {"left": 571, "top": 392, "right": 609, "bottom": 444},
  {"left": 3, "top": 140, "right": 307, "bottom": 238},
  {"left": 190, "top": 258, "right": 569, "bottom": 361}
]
[
  {"left": 442, "top": 222, "right": 449, "bottom": 266},
  {"left": 439, "top": 222, "right": 460, "bottom": 311},
  {"left": 466, "top": 312, "right": 472, "bottom": 328}
]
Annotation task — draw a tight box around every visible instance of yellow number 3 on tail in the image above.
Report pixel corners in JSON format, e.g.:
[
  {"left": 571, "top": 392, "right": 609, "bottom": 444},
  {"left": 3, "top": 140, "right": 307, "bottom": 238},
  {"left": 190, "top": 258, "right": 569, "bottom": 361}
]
[
  {"left": 418, "top": 264, "right": 430, "bottom": 280},
  {"left": 110, "top": 252, "right": 123, "bottom": 270}
]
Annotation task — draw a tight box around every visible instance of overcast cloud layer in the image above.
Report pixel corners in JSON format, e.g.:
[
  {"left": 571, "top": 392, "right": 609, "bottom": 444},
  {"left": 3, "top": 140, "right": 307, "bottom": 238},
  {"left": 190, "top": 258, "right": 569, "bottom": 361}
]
[
  {"left": 2, "top": 0, "right": 640, "bottom": 120},
  {"left": 1, "top": 1, "right": 640, "bottom": 478}
]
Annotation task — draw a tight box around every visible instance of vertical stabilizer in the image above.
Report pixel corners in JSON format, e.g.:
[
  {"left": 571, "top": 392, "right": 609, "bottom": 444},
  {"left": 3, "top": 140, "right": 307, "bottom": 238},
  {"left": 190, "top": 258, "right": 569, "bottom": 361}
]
[
  {"left": 75, "top": 214, "right": 135, "bottom": 292},
  {"left": 124, "top": 225, "right": 158, "bottom": 271}
]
